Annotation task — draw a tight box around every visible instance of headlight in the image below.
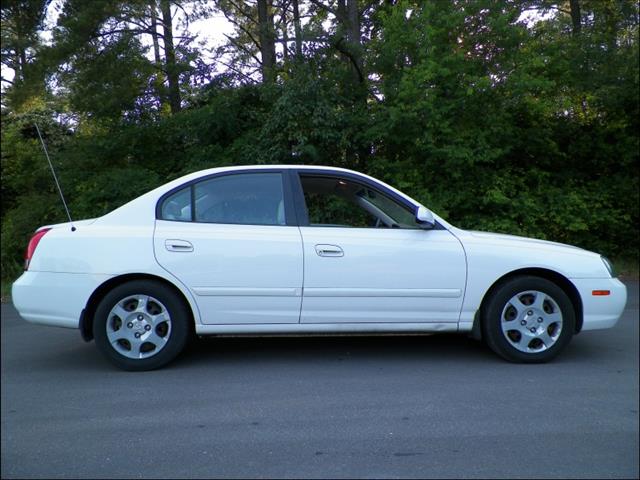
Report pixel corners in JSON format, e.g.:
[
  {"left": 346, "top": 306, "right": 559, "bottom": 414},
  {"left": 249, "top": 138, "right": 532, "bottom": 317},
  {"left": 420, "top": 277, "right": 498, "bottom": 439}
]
[{"left": 601, "top": 256, "right": 616, "bottom": 277}]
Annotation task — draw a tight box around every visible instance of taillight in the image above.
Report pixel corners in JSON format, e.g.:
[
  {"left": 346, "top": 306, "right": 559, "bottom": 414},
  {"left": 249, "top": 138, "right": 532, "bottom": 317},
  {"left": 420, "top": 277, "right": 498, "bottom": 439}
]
[{"left": 24, "top": 228, "right": 51, "bottom": 270}]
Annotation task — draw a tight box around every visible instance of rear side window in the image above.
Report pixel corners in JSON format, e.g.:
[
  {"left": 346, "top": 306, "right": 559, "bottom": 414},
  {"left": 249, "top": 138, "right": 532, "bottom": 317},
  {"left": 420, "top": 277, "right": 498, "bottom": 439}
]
[
  {"left": 159, "top": 173, "right": 286, "bottom": 226},
  {"left": 161, "top": 187, "right": 192, "bottom": 221}
]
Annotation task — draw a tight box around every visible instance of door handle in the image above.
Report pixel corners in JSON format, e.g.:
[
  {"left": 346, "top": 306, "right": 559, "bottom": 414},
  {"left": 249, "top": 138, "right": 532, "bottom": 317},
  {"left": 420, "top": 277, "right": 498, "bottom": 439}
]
[
  {"left": 165, "top": 239, "right": 194, "bottom": 252},
  {"left": 315, "top": 244, "right": 344, "bottom": 257}
]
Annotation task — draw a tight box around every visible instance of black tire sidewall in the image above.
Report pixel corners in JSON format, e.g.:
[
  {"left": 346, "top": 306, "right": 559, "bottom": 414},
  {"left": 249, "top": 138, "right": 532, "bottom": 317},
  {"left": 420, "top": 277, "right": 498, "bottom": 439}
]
[
  {"left": 483, "top": 276, "right": 576, "bottom": 363},
  {"left": 93, "top": 280, "right": 191, "bottom": 371}
]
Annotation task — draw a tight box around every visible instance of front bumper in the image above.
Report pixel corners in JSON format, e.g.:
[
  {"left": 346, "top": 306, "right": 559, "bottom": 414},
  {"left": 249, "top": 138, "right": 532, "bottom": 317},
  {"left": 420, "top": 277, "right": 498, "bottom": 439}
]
[{"left": 570, "top": 277, "right": 627, "bottom": 331}]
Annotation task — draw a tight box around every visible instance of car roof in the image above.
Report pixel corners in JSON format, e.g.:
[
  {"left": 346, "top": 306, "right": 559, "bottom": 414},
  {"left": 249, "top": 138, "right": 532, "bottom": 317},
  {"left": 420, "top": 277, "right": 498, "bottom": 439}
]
[
  {"left": 164, "top": 165, "right": 376, "bottom": 189},
  {"left": 187, "top": 164, "right": 360, "bottom": 174}
]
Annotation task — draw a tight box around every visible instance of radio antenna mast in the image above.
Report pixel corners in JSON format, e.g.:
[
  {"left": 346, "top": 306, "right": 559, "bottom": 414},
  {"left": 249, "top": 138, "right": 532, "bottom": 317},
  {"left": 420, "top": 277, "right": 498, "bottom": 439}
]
[{"left": 34, "top": 123, "right": 76, "bottom": 232}]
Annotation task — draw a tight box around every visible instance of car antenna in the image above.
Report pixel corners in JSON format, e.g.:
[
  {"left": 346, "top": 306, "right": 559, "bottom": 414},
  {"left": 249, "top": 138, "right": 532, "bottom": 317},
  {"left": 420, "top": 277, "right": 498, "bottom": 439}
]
[{"left": 34, "top": 122, "right": 76, "bottom": 232}]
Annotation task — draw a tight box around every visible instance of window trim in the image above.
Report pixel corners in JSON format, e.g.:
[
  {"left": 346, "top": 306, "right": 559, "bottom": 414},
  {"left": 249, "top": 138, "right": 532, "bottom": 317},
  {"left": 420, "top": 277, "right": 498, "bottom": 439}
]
[
  {"left": 291, "top": 169, "right": 445, "bottom": 230},
  {"left": 155, "top": 169, "right": 296, "bottom": 227}
]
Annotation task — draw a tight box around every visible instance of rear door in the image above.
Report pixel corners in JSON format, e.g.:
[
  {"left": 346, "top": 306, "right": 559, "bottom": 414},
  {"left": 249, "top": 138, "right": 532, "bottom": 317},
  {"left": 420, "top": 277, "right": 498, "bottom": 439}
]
[{"left": 154, "top": 170, "right": 303, "bottom": 324}]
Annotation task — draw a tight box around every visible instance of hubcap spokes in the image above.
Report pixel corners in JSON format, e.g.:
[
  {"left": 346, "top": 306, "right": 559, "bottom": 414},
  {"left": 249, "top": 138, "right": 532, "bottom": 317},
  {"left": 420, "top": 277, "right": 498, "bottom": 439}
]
[
  {"left": 500, "top": 290, "right": 563, "bottom": 353},
  {"left": 106, "top": 295, "right": 172, "bottom": 359}
]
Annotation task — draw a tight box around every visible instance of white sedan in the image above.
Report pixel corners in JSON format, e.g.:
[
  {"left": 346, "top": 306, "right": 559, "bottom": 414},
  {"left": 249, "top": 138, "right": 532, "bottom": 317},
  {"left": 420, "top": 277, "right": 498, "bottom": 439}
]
[{"left": 12, "top": 165, "right": 627, "bottom": 370}]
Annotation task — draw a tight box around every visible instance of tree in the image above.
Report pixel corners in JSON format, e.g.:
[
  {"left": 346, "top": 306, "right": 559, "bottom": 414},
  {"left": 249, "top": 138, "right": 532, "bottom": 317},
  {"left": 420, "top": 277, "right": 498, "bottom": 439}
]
[
  {"left": 0, "top": 0, "right": 637, "bottom": 278},
  {"left": 160, "top": 0, "right": 181, "bottom": 112},
  {"left": 0, "top": 0, "right": 51, "bottom": 110},
  {"left": 257, "top": 0, "right": 277, "bottom": 82},
  {"left": 48, "top": 0, "right": 213, "bottom": 119}
]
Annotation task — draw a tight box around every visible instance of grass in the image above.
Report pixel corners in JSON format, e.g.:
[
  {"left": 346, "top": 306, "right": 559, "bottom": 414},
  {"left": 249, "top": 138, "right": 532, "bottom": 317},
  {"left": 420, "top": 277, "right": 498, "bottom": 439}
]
[
  {"left": 613, "top": 256, "right": 640, "bottom": 280},
  {"left": 1, "top": 279, "right": 12, "bottom": 303}
]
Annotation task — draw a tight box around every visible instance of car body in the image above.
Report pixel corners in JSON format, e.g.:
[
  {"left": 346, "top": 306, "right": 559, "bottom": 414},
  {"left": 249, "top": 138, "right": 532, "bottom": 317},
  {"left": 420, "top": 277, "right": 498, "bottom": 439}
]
[{"left": 12, "top": 165, "right": 627, "bottom": 370}]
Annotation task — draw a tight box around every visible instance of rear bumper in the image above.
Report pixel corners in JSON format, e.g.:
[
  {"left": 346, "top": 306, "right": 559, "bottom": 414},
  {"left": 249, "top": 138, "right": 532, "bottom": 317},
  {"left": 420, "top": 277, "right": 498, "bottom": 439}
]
[
  {"left": 12, "top": 271, "right": 113, "bottom": 329},
  {"left": 570, "top": 277, "right": 627, "bottom": 331}
]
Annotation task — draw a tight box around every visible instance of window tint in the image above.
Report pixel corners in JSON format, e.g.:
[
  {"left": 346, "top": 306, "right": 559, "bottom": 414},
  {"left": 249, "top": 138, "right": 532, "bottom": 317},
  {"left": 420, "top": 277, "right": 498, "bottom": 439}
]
[
  {"left": 160, "top": 173, "right": 286, "bottom": 225},
  {"left": 161, "top": 186, "right": 192, "bottom": 221},
  {"left": 195, "top": 173, "right": 285, "bottom": 225},
  {"left": 358, "top": 186, "right": 416, "bottom": 227},
  {"left": 300, "top": 176, "right": 418, "bottom": 229}
]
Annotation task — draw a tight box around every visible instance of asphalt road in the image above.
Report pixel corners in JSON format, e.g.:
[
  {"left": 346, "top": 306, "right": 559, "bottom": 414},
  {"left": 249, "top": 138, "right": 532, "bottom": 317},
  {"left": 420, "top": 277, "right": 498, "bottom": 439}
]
[{"left": 2, "top": 281, "right": 638, "bottom": 479}]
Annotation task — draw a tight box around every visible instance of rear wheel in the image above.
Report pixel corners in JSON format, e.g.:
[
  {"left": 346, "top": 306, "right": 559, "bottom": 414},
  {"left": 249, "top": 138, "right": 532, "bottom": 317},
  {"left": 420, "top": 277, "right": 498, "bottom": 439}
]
[
  {"left": 482, "top": 276, "right": 575, "bottom": 363},
  {"left": 93, "top": 280, "right": 191, "bottom": 371}
]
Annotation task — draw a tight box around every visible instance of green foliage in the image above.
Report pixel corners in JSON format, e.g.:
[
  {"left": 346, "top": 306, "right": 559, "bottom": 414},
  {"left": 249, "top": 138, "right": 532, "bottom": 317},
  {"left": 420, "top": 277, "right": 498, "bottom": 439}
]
[
  {"left": 65, "top": 36, "right": 155, "bottom": 119},
  {"left": 1, "top": 0, "right": 51, "bottom": 112},
  {"left": 1, "top": 107, "right": 74, "bottom": 276},
  {"left": 1, "top": 0, "right": 638, "bottom": 280},
  {"left": 363, "top": 0, "right": 639, "bottom": 259}
]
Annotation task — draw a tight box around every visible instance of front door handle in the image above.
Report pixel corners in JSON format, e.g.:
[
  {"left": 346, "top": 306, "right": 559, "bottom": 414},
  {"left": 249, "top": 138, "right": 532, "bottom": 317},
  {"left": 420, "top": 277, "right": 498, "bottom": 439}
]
[
  {"left": 315, "top": 244, "right": 344, "bottom": 257},
  {"left": 165, "top": 239, "right": 194, "bottom": 252}
]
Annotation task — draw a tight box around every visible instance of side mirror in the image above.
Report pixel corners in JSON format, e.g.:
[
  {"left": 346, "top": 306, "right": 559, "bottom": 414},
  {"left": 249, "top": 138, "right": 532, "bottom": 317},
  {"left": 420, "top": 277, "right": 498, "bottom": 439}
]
[{"left": 416, "top": 206, "right": 435, "bottom": 229}]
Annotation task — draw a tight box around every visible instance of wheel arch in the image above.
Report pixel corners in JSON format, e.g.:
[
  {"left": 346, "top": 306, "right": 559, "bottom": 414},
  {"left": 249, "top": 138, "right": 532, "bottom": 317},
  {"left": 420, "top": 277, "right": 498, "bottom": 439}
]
[
  {"left": 80, "top": 273, "right": 196, "bottom": 342},
  {"left": 471, "top": 267, "right": 584, "bottom": 340}
]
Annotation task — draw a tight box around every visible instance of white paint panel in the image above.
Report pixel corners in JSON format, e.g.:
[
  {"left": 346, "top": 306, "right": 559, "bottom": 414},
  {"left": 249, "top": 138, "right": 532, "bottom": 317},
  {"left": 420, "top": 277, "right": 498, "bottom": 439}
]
[
  {"left": 193, "top": 287, "right": 301, "bottom": 297},
  {"left": 450, "top": 227, "right": 619, "bottom": 327},
  {"left": 154, "top": 221, "right": 303, "bottom": 324},
  {"left": 12, "top": 271, "right": 114, "bottom": 329},
  {"left": 299, "top": 227, "right": 467, "bottom": 323},
  {"left": 191, "top": 296, "right": 302, "bottom": 324},
  {"left": 195, "top": 322, "right": 458, "bottom": 335},
  {"left": 301, "top": 297, "right": 461, "bottom": 323},
  {"left": 304, "top": 288, "right": 462, "bottom": 298},
  {"left": 570, "top": 278, "right": 627, "bottom": 330}
]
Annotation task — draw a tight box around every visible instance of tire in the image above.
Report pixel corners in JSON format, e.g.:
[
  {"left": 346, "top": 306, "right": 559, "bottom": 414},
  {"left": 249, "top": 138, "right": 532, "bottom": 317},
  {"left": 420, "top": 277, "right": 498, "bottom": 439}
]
[
  {"left": 93, "top": 280, "right": 191, "bottom": 371},
  {"left": 482, "top": 276, "right": 575, "bottom": 363}
]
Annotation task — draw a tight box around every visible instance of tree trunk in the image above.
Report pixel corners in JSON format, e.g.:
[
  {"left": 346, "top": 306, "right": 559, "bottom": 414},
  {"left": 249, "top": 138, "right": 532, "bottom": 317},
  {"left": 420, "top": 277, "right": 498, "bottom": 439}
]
[
  {"left": 292, "top": 0, "right": 302, "bottom": 57},
  {"left": 569, "top": 0, "right": 581, "bottom": 35},
  {"left": 346, "top": 0, "right": 362, "bottom": 82},
  {"left": 257, "top": 0, "right": 277, "bottom": 82},
  {"left": 281, "top": 2, "right": 289, "bottom": 62},
  {"left": 334, "top": 0, "right": 363, "bottom": 85},
  {"left": 149, "top": 2, "right": 167, "bottom": 110},
  {"left": 160, "top": 0, "right": 181, "bottom": 113},
  {"left": 337, "top": 0, "right": 346, "bottom": 26},
  {"left": 346, "top": 0, "right": 359, "bottom": 45}
]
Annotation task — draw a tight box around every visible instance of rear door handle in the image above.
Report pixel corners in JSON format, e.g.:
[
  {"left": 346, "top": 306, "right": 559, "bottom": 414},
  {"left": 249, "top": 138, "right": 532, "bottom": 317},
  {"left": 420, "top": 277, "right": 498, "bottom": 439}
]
[
  {"left": 315, "top": 244, "right": 344, "bottom": 257},
  {"left": 165, "top": 239, "right": 194, "bottom": 252}
]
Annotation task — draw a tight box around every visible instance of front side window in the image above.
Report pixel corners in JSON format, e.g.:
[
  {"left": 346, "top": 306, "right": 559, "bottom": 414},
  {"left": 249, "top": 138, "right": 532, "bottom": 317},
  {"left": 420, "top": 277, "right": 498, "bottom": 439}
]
[
  {"left": 160, "top": 172, "right": 286, "bottom": 226},
  {"left": 299, "top": 175, "right": 418, "bottom": 229}
]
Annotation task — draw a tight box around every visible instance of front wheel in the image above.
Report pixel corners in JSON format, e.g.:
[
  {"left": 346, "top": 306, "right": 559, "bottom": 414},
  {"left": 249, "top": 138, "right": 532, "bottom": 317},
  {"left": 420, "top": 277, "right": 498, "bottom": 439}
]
[
  {"left": 482, "top": 276, "right": 576, "bottom": 363},
  {"left": 93, "top": 280, "right": 191, "bottom": 371}
]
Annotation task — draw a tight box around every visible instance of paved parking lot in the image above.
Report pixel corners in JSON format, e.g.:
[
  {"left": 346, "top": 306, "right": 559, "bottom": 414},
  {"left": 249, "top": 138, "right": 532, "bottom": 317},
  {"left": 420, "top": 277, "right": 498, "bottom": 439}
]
[{"left": 1, "top": 281, "right": 638, "bottom": 479}]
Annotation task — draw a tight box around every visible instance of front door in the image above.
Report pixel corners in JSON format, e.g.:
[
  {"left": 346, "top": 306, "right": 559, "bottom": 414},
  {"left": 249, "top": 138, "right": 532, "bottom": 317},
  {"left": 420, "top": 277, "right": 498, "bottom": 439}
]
[
  {"left": 154, "top": 171, "right": 303, "bottom": 324},
  {"left": 294, "top": 173, "right": 466, "bottom": 324}
]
